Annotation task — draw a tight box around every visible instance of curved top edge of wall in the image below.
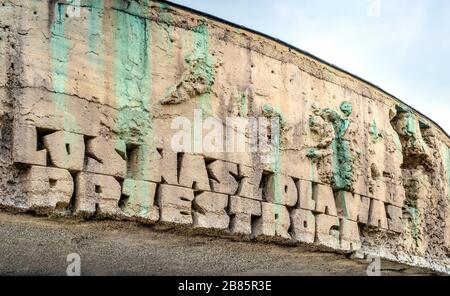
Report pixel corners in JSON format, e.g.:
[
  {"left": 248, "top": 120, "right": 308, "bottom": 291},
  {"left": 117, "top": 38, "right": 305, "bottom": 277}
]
[{"left": 161, "top": 0, "right": 450, "bottom": 142}]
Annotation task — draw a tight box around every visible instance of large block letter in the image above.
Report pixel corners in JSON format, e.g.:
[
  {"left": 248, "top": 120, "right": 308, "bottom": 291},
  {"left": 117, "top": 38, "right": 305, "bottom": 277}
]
[
  {"left": 206, "top": 160, "right": 239, "bottom": 195},
  {"left": 290, "top": 209, "right": 315, "bottom": 243},
  {"left": 23, "top": 166, "right": 73, "bottom": 211},
  {"left": 228, "top": 196, "right": 261, "bottom": 235},
  {"left": 127, "top": 145, "right": 178, "bottom": 185},
  {"left": 253, "top": 202, "right": 291, "bottom": 240},
  {"left": 316, "top": 214, "right": 340, "bottom": 249},
  {"left": 358, "top": 196, "right": 371, "bottom": 225},
  {"left": 339, "top": 218, "right": 362, "bottom": 252},
  {"left": 43, "top": 131, "right": 84, "bottom": 172},
  {"left": 297, "top": 179, "right": 315, "bottom": 211},
  {"left": 265, "top": 175, "right": 298, "bottom": 207},
  {"left": 121, "top": 179, "right": 159, "bottom": 222},
  {"left": 369, "top": 199, "right": 389, "bottom": 229},
  {"left": 13, "top": 124, "right": 46, "bottom": 166},
  {"left": 335, "top": 191, "right": 361, "bottom": 221},
  {"left": 74, "top": 173, "right": 121, "bottom": 217},
  {"left": 313, "top": 184, "right": 337, "bottom": 216},
  {"left": 85, "top": 137, "right": 126, "bottom": 178},
  {"left": 157, "top": 184, "right": 194, "bottom": 225},
  {"left": 178, "top": 154, "right": 210, "bottom": 191},
  {"left": 193, "top": 192, "right": 229, "bottom": 229},
  {"left": 236, "top": 165, "right": 263, "bottom": 200}
]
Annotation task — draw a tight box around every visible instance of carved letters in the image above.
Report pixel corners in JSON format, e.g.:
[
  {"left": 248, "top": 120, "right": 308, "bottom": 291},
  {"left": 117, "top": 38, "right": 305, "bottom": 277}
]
[{"left": 10, "top": 122, "right": 405, "bottom": 254}]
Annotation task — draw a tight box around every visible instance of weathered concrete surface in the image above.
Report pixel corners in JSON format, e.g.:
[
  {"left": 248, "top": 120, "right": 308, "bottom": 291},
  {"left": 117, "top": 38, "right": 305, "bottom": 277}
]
[
  {"left": 0, "top": 212, "right": 439, "bottom": 276},
  {"left": 0, "top": 0, "right": 449, "bottom": 274}
]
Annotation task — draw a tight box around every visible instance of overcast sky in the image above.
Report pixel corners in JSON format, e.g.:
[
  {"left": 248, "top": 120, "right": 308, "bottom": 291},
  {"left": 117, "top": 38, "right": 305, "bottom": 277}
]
[{"left": 169, "top": 0, "right": 450, "bottom": 133}]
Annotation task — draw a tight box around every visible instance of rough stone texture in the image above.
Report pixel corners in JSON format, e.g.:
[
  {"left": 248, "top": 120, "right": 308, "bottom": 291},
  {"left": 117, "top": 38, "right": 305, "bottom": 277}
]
[
  {"left": 12, "top": 124, "right": 47, "bottom": 166},
  {"left": 228, "top": 195, "right": 261, "bottom": 235},
  {"left": 290, "top": 208, "right": 315, "bottom": 243},
  {"left": 178, "top": 154, "right": 210, "bottom": 191},
  {"left": 121, "top": 179, "right": 159, "bottom": 223},
  {"left": 74, "top": 172, "right": 122, "bottom": 217},
  {"left": 253, "top": 202, "right": 291, "bottom": 241},
  {"left": 22, "top": 165, "right": 73, "bottom": 213},
  {"left": 236, "top": 165, "right": 263, "bottom": 200},
  {"left": 43, "top": 131, "right": 85, "bottom": 172},
  {"left": 0, "top": 0, "right": 449, "bottom": 274},
  {"left": 264, "top": 174, "right": 297, "bottom": 207},
  {"left": 314, "top": 183, "right": 338, "bottom": 216},
  {"left": 206, "top": 160, "right": 239, "bottom": 195},
  {"left": 157, "top": 184, "right": 194, "bottom": 225},
  {"left": 192, "top": 191, "right": 229, "bottom": 230}
]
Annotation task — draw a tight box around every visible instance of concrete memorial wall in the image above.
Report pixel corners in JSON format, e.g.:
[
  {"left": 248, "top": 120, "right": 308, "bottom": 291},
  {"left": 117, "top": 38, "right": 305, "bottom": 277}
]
[{"left": 0, "top": 0, "right": 449, "bottom": 273}]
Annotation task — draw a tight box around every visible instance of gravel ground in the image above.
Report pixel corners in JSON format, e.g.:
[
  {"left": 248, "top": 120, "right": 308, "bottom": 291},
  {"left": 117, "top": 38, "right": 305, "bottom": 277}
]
[{"left": 0, "top": 211, "right": 439, "bottom": 276}]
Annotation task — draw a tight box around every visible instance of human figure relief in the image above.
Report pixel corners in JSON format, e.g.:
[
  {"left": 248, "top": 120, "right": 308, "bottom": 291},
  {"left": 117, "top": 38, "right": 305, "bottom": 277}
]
[{"left": 307, "top": 101, "right": 355, "bottom": 191}]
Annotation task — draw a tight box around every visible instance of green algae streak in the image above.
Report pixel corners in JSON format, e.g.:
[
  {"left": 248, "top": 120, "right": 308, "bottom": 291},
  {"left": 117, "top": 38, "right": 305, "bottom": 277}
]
[
  {"left": 369, "top": 120, "right": 380, "bottom": 140},
  {"left": 112, "top": 8, "right": 152, "bottom": 144},
  {"left": 262, "top": 104, "right": 284, "bottom": 228},
  {"left": 87, "top": 0, "right": 104, "bottom": 85},
  {"left": 190, "top": 22, "right": 215, "bottom": 114},
  {"left": 112, "top": 2, "right": 154, "bottom": 217},
  {"left": 315, "top": 102, "right": 353, "bottom": 191}
]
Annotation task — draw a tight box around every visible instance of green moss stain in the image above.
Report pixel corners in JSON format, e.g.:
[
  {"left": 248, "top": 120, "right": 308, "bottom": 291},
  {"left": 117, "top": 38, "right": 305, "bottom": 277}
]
[
  {"left": 272, "top": 114, "right": 283, "bottom": 232},
  {"left": 87, "top": 0, "right": 104, "bottom": 82},
  {"left": 332, "top": 138, "right": 353, "bottom": 191},
  {"left": 190, "top": 22, "right": 215, "bottom": 114},
  {"left": 50, "top": 4, "right": 69, "bottom": 109},
  {"left": 272, "top": 119, "right": 282, "bottom": 205},
  {"left": 49, "top": 2, "right": 88, "bottom": 169},
  {"left": 239, "top": 92, "right": 248, "bottom": 116},
  {"left": 263, "top": 104, "right": 284, "bottom": 232},
  {"left": 403, "top": 112, "right": 421, "bottom": 148},
  {"left": 112, "top": 9, "right": 152, "bottom": 143},
  {"left": 314, "top": 102, "right": 353, "bottom": 191},
  {"left": 307, "top": 148, "right": 317, "bottom": 159},
  {"left": 49, "top": 4, "right": 73, "bottom": 139},
  {"left": 122, "top": 180, "right": 154, "bottom": 219},
  {"left": 112, "top": 4, "right": 154, "bottom": 217},
  {"left": 406, "top": 205, "right": 420, "bottom": 247},
  {"left": 369, "top": 120, "right": 380, "bottom": 140},
  {"left": 393, "top": 133, "right": 403, "bottom": 159},
  {"left": 406, "top": 113, "right": 416, "bottom": 137},
  {"left": 262, "top": 104, "right": 286, "bottom": 127}
]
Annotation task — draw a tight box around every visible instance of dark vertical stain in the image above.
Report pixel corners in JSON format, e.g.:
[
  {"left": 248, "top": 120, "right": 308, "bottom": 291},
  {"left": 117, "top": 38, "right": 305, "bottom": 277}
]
[{"left": 48, "top": 0, "right": 59, "bottom": 30}]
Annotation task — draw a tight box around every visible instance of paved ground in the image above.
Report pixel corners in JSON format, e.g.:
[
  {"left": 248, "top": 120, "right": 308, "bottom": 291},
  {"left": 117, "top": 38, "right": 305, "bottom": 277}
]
[{"left": 0, "top": 211, "right": 439, "bottom": 276}]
